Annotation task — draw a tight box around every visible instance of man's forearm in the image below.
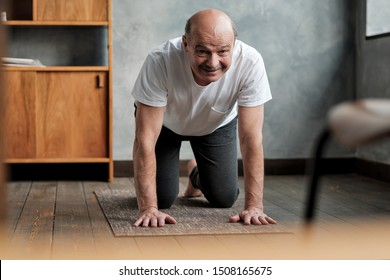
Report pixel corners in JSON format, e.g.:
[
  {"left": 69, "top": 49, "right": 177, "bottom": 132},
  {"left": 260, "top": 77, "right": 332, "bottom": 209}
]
[
  {"left": 241, "top": 143, "right": 265, "bottom": 210},
  {"left": 133, "top": 140, "right": 158, "bottom": 212}
]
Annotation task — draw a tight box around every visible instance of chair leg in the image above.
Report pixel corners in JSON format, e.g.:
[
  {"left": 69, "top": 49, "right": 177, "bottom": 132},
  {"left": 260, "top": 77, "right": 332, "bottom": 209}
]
[{"left": 304, "top": 128, "right": 331, "bottom": 223}]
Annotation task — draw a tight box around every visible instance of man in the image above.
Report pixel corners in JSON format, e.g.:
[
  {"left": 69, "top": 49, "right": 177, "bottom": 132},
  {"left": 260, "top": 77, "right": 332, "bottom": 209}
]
[{"left": 132, "top": 9, "right": 276, "bottom": 227}]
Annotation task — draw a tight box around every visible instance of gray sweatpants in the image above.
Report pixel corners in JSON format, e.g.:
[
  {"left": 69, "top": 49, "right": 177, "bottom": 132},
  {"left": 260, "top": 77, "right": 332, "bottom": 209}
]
[{"left": 155, "top": 117, "right": 239, "bottom": 209}]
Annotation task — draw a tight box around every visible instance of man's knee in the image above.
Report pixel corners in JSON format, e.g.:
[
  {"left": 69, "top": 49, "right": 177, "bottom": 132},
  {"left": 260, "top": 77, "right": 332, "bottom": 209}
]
[
  {"left": 206, "top": 188, "right": 239, "bottom": 208},
  {"left": 157, "top": 196, "right": 176, "bottom": 209}
]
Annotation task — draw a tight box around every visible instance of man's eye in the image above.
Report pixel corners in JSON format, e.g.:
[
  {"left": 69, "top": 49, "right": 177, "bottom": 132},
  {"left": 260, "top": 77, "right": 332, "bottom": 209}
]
[
  {"left": 196, "top": 50, "right": 208, "bottom": 56},
  {"left": 218, "top": 50, "right": 229, "bottom": 56}
]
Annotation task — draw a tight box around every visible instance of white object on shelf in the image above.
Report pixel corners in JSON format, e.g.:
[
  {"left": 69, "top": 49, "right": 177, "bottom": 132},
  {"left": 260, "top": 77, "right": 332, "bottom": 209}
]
[{"left": 2, "top": 57, "right": 45, "bottom": 67}]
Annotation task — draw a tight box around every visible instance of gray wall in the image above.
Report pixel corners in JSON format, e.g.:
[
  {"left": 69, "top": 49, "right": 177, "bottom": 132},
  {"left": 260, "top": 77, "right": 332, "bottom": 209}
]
[
  {"left": 356, "top": 0, "right": 390, "bottom": 164},
  {"left": 113, "top": 0, "right": 356, "bottom": 160}
]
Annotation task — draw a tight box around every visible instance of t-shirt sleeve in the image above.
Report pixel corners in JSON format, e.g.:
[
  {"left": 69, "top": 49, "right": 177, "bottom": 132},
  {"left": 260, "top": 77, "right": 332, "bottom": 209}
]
[
  {"left": 131, "top": 52, "right": 168, "bottom": 107},
  {"left": 237, "top": 52, "right": 272, "bottom": 107}
]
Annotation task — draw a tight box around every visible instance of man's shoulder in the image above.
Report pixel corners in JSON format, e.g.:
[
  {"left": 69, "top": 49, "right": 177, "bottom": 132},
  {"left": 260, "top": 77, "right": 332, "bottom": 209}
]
[
  {"left": 145, "top": 38, "right": 184, "bottom": 69},
  {"left": 234, "top": 40, "right": 261, "bottom": 57},
  {"left": 150, "top": 37, "right": 183, "bottom": 56},
  {"left": 233, "top": 40, "right": 263, "bottom": 67}
]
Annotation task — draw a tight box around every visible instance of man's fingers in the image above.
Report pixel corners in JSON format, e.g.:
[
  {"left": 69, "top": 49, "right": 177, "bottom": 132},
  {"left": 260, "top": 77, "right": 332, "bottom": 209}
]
[
  {"left": 252, "top": 216, "right": 263, "bottom": 225},
  {"left": 150, "top": 217, "right": 158, "bottom": 228},
  {"left": 133, "top": 218, "right": 143, "bottom": 227},
  {"left": 229, "top": 214, "right": 241, "bottom": 223},
  {"left": 157, "top": 216, "right": 166, "bottom": 227},
  {"left": 230, "top": 209, "right": 277, "bottom": 225},
  {"left": 134, "top": 212, "right": 177, "bottom": 228},
  {"left": 243, "top": 214, "right": 252, "bottom": 225},
  {"left": 165, "top": 216, "right": 177, "bottom": 225},
  {"left": 142, "top": 217, "right": 151, "bottom": 227},
  {"left": 266, "top": 216, "right": 277, "bottom": 224},
  {"left": 258, "top": 216, "right": 269, "bottom": 225}
]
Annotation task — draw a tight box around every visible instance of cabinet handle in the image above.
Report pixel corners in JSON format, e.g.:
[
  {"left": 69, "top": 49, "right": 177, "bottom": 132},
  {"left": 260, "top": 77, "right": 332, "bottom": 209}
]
[{"left": 97, "top": 75, "right": 104, "bottom": 88}]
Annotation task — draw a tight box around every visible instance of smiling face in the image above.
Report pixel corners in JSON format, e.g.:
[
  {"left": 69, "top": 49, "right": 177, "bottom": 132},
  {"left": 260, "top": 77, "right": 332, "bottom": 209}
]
[{"left": 182, "top": 10, "right": 236, "bottom": 86}]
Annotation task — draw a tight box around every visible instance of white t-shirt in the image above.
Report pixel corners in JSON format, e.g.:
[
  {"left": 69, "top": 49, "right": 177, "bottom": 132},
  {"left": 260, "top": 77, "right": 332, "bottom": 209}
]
[{"left": 131, "top": 37, "right": 272, "bottom": 136}]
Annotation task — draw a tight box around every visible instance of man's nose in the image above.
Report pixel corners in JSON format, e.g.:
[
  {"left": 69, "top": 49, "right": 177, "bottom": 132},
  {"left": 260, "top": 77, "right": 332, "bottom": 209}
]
[{"left": 206, "top": 53, "right": 220, "bottom": 68}]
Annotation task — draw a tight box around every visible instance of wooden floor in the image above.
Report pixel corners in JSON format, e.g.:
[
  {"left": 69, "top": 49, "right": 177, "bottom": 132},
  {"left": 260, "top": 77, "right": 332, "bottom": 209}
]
[{"left": 1, "top": 174, "right": 390, "bottom": 260}]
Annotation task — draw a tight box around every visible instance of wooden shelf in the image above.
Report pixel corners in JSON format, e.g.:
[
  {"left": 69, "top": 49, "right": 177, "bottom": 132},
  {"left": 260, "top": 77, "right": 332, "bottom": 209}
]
[
  {"left": 2, "top": 20, "right": 109, "bottom": 26},
  {"left": 4, "top": 158, "right": 111, "bottom": 164},
  {"left": 2, "top": 66, "right": 109, "bottom": 71}
]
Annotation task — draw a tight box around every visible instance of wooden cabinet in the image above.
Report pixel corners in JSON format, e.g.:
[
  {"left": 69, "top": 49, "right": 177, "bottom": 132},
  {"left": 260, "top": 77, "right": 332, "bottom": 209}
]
[{"left": 2, "top": 0, "right": 113, "bottom": 181}]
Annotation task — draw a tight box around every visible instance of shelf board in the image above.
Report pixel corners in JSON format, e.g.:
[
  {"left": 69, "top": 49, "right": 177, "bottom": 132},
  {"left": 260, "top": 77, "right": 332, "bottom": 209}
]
[
  {"left": 4, "top": 158, "right": 111, "bottom": 164},
  {"left": 2, "top": 66, "right": 109, "bottom": 71},
  {"left": 2, "top": 20, "right": 109, "bottom": 26}
]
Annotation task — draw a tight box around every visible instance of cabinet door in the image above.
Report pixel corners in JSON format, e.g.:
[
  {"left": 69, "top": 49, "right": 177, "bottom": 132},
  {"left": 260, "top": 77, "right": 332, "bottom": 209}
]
[
  {"left": 37, "top": 0, "right": 108, "bottom": 21},
  {"left": 36, "top": 72, "right": 108, "bottom": 159},
  {"left": 3, "top": 71, "right": 37, "bottom": 159}
]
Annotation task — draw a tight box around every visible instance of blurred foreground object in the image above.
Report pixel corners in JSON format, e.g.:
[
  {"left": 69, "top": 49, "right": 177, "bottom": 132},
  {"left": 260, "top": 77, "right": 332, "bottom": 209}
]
[{"left": 305, "top": 99, "right": 390, "bottom": 222}]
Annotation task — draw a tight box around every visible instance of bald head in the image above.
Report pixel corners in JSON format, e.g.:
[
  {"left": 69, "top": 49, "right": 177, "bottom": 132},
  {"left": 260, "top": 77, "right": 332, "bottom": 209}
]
[{"left": 184, "top": 9, "right": 237, "bottom": 40}]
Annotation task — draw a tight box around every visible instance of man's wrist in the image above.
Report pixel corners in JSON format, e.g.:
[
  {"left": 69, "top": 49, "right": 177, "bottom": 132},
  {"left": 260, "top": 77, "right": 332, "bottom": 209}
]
[
  {"left": 139, "top": 205, "right": 158, "bottom": 213},
  {"left": 244, "top": 200, "right": 264, "bottom": 211}
]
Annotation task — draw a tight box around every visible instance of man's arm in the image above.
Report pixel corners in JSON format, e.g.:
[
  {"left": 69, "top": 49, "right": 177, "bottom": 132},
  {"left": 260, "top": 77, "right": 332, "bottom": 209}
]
[
  {"left": 132, "top": 102, "right": 176, "bottom": 227},
  {"left": 229, "top": 104, "right": 276, "bottom": 225}
]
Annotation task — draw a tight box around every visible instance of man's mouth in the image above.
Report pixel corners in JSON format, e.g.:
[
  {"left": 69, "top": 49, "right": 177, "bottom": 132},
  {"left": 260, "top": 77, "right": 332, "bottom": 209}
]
[{"left": 202, "top": 66, "right": 221, "bottom": 72}]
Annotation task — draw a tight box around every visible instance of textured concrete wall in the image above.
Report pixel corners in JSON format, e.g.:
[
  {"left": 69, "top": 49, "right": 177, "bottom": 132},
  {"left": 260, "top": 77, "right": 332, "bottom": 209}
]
[{"left": 113, "top": 0, "right": 356, "bottom": 160}]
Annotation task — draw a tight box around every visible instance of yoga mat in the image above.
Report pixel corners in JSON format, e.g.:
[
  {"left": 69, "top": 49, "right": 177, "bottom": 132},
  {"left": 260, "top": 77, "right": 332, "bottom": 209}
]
[{"left": 95, "top": 187, "right": 289, "bottom": 236}]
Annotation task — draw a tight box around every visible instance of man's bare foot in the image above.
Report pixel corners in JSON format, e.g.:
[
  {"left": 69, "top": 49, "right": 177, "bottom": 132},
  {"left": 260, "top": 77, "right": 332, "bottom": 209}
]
[{"left": 183, "top": 159, "right": 202, "bottom": 197}]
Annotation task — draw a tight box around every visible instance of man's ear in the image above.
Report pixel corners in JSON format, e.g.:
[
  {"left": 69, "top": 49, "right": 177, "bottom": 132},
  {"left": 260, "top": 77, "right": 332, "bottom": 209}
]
[{"left": 182, "top": 35, "right": 189, "bottom": 51}]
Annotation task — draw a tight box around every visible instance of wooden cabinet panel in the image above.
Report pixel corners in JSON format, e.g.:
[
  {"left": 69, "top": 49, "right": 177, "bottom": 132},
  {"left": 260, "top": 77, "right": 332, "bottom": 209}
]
[
  {"left": 36, "top": 72, "right": 108, "bottom": 158},
  {"left": 37, "top": 0, "right": 108, "bottom": 21},
  {"left": 3, "top": 71, "right": 37, "bottom": 158}
]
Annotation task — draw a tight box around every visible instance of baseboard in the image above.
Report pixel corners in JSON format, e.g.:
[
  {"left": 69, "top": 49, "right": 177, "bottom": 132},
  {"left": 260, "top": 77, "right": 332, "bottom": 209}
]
[
  {"left": 114, "top": 160, "right": 191, "bottom": 178},
  {"left": 5, "top": 158, "right": 388, "bottom": 182},
  {"left": 356, "top": 159, "right": 390, "bottom": 182},
  {"left": 114, "top": 158, "right": 357, "bottom": 177},
  {"left": 5, "top": 162, "right": 110, "bottom": 181}
]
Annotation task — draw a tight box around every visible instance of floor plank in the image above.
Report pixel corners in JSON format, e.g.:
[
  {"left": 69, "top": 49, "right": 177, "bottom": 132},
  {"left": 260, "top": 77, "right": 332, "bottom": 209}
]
[
  {"left": 8, "top": 181, "right": 57, "bottom": 259},
  {"left": 135, "top": 236, "right": 188, "bottom": 259},
  {"left": 325, "top": 174, "right": 390, "bottom": 212},
  {"left": 262, "top": 177, "right": 348, "bottom": 235},
  {"left": 5, "top": 181, "right": 32, "bottom": 238},
  {"left": 215, "top": 234, "right": 275, "bottom": 259},
  {"left": 51, "top": 181, "right": 95, "bottom": 259},
  {"left": 174, "top": 235, "right": 231, "bottom": 259}
]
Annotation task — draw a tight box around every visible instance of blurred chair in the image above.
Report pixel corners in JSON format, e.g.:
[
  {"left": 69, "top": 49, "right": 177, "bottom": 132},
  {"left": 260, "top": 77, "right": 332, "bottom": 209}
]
[{"left": 305, "top": 99, "right": 390, "bottom": 223}]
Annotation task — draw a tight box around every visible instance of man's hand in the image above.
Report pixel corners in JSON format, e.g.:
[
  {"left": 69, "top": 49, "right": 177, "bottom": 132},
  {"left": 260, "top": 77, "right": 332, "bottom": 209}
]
[
  {"left": 133, "top": 207, "right": 177, "bottom": 228},
  {"left": 229, "top": 207, "right": 277, "bottom": 225}
]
